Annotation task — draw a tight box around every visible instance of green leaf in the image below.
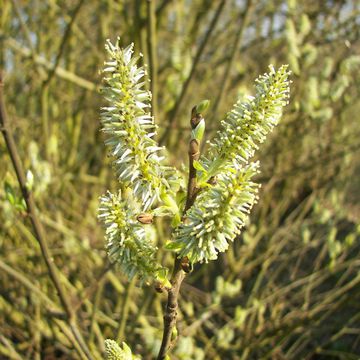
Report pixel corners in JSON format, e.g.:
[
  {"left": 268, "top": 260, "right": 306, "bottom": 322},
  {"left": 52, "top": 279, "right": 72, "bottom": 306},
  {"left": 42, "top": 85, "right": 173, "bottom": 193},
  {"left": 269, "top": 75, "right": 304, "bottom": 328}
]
[
  {"left": 155, "top": 268, "right": 171, "bottom": 288},
  {"left": 171, "top": 327, "right": 178, "bottom": 340},
  {"left": 152, "top": 206, "right": 174, "bottom": 217},
  {"left": 4, "top": 182, "right": 16, "bottom": 205},
  {"left": 171, "top": 213, "right": 181, "bottom": 227},
  {"left": 175, "top": 190, "right": 186, "bottom": 210},
  {"left": 191, "top": 118, "right": 205, "bottom": 142},
  {"left": 193, "top": 160, "right": 206, "bottom": 172},
  {"left": 164, "top": 240, "right": 182, "bottom": 251}
]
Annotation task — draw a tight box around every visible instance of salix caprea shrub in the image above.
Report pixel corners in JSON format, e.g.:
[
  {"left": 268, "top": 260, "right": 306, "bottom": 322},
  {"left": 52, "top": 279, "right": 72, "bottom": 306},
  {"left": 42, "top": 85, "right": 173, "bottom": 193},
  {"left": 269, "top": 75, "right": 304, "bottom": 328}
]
[{"left": 98, "top": 38, "right": 290, "bottom": 358}]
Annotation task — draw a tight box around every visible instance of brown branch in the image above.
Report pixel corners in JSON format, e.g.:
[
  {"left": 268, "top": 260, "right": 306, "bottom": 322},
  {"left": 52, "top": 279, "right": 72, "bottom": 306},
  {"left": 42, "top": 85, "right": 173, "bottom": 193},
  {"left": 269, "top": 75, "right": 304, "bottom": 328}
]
[
  {"left": 185, "top": 138, "right": 200, "bottom": 210},
  {"left": 3, "top": 36, "right": 98, "bottom": 91},
  {"left": 138, "top": 0, "right": 173, "bottom": 30},
  {"left": 146, "top": 0, "right": 159, "bottom": 122},
  {"left": 159, "top": 0, "right": 226, "bottom": 146},
  {"left": 42, "top": 0, "right": 86, "bottom": 87},
  {"left": 157, "top": 255, "right": 186, "bottom": 360},
  {"left": 10, "top": 0, "right": 46, "bottom": 79},
  {"left": 184, "top": 106, "right": 202, "bottom": 210},
  {"left": 157, "top": 107, "right": 203, "bottom": 360},
  {"left": 0, "top": 73, "right": 93, "bottom": 360},
  {"left": 212, "top": 0, "right": 254, "bottom": 119}
]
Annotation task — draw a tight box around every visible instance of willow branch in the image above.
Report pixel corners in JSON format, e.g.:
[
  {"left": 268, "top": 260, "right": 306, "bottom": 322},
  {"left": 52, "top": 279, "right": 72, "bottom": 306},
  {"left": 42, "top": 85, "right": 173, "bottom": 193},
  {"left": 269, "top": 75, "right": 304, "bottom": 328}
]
[
  {"left": 159, "top": 0, "right": 226, "bottom": 146},
  {"left": 43, "top": 0, "right": 85, "bottom": 87},
  {"left": 157, "top": 257, "right": 185, "bottom": 360},
  {"left": 212, "top": 0, "right": 254, "bottom": 119},
  {"left": 116, "top": 278, "right": 136, "bottom": 342},
  {"left": 146, "top": 0, "right": 159, "bottom": 121},
  {"left": 157, "top": 107, "right": 202, "bottom": 360},
  {"left": 10, "top": 0, "right": 46, "bottom": 79},
  {"left": 3, "top": 36, "right": 98, "bottom": 91},
  {"left": 137, "top": 0, "right": 173, "bottom": 30},
  {"left": 0, "top": 73, "right": 93, "bottom": 360}
]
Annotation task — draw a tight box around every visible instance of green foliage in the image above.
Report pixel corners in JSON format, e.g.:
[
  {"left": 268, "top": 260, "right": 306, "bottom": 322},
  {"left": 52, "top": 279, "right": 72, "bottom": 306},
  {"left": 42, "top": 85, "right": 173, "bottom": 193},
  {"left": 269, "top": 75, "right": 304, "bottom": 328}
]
[
  {"left": 191, "top": 117, "right": 205, "bottom": 142},
  {"left": 4, "top": 182, "right": 26, "bottom": 212}
]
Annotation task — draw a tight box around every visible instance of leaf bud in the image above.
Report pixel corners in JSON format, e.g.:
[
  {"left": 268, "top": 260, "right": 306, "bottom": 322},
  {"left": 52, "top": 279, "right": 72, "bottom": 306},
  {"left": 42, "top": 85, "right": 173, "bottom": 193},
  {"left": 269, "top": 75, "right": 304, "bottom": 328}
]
[
  {"left": 171, "top": 327, "right": 178, "bottom": 341},
  {"left": 180, "top": 257, "right": 193, "bottom": 273},
  {"left": 191, "top": 118, "right": 205, "bottom": 142},
  {"left": 154, "top": 281, "right": 165, "bottom": 293},
  {"left": 136, "top": 213, "right": 154, "bottom": 224},
  {"left": 26, "top": 170, "right": 34, "bottom": 191},
  {"left": 208, "top": 176, "right": 217, "bottom": 185},
  {"left": 195, "top": 99, "right": 210, "bottom": 114},
  {"left": 190, "top": 107, "right": 203, "bottom": 128}
]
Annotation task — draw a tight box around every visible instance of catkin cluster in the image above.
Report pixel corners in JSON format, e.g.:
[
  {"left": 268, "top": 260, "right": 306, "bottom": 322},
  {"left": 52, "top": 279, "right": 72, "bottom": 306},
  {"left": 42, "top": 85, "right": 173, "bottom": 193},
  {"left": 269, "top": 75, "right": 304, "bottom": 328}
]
[{"left": 99, "top": 38, "right": 291, "bottom": 282}]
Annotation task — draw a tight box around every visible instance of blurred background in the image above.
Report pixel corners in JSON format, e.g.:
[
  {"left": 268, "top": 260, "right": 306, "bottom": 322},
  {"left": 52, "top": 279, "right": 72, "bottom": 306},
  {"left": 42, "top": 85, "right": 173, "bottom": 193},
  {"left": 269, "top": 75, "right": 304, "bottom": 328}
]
[{"left": 0, "top": 0, "right": 360, "bottom": 359}]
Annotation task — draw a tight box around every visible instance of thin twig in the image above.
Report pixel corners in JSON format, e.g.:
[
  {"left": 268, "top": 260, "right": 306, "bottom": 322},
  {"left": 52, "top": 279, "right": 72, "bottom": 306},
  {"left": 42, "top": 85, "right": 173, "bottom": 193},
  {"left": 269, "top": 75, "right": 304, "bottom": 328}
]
[
  {"left": 159, "top": 0, "right": 226, "bottom": 146},
  {"left": 185, "top": 107, "right": 202, "bottom": 210},
  {"left": 157, "top": 256, "right": 185, "bottom": 360},
  {"left": 73, "top": 262, "right": 114, "bottom": 312},
  {"left": 3, "top": 36, "right": 98, "bottom": 91},
  {"left": 43, "top": 0, "right": 86, "bottom": 87},
  {"left": 10, "top": 0, "right": 46, "bottom": 79},
  {"left": 0, "top": 335, "right": 22, "bottom": 360},
  {"left": 138, "top": 0, "right": 173, "bottom": 30},
  {"left": 88, "top": 277, "right": 105, "bottom": 344},
  {"left": 116, "top": 278, "right": 136, "bottom": 342},
  {"left": 0, "top": 259, "right": 100, "bottom": 357},
  {"left": 0, "top": 259, "right": 56, "bottom": 308},
  {"left": 157, "top": 107, "right": 203, "bottom": 360},
  {"left": 146, "top": 0, "right": 159, "bottom": 122},
  {"left": 211, "top": 0, "right": 254, "bottom": 119},
  {"left": 0, "top": 74, "right": 93, "bottom": 360}
]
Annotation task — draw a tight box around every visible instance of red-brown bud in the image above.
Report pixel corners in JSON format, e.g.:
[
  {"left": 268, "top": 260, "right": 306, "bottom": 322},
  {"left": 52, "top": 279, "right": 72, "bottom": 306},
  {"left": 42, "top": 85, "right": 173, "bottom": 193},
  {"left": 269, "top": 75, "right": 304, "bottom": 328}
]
[
  {"left": 136, "top": 213, "right": 154, "bottom": 224},
  {"left": 154, "top": 281, "right": 165, "bottom": 293},
  {"left": 180, "top": 257, "right": 193, "bottom": 273}
]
